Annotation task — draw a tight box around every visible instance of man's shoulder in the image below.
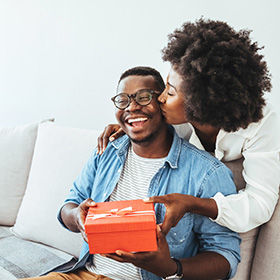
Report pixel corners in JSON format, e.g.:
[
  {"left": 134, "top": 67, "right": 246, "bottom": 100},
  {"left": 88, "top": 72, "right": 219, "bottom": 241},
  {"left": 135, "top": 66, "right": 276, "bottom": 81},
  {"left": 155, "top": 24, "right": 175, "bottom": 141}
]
[
  {"left": 179, "top": 137, "right": 223, "bottom": 168},
  {"left": 98, "top": 135, "right": 129, "bottom": 160},
  {"left": 176, "top": 137, "right": 236, "bottom": 197}
]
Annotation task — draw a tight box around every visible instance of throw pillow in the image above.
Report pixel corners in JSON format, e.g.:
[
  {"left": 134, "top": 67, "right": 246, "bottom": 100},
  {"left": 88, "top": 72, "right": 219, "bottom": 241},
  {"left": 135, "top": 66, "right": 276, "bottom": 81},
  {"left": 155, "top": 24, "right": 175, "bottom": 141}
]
[
  {"left": 0, "top": 122, "right": 39, "bottom": 226},
  {"left": 12, "top": 122, "right": 101, "bottom": 257}
]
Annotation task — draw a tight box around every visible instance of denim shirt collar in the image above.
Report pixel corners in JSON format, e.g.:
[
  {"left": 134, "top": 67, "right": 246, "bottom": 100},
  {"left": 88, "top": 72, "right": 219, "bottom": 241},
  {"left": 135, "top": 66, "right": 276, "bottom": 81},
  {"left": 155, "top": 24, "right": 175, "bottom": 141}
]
[{"left": 111, "top": 126, "right": 182, "bottom": 169}]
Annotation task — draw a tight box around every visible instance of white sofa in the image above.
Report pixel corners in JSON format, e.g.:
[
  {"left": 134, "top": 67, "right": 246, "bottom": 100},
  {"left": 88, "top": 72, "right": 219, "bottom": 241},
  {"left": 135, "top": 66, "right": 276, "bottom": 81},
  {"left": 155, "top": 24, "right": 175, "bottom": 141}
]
[{"left": 0, "top": 121, "right": 279, "bottom": 279}]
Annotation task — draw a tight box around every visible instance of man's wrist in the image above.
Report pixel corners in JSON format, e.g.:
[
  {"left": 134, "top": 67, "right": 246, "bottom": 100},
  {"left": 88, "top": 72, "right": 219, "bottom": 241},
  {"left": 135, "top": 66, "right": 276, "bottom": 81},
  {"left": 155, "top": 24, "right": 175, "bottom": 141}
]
[{"left": 164, "top": 258, "right": 183, "bottom": 279}]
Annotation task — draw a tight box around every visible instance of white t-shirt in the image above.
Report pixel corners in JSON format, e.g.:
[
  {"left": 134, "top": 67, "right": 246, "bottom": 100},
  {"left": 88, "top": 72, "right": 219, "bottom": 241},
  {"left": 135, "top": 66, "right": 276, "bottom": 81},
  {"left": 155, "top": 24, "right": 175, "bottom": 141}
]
[
  {"left": 86, "top": 146, "right": 166, "bottom": 279},
  {"left": 174, "top": 102, "right": 280, "bottom": 232}
]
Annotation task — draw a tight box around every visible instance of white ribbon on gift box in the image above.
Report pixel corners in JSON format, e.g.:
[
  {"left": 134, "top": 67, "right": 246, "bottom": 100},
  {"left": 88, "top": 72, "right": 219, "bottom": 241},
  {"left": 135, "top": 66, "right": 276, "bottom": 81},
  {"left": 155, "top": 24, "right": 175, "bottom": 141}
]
[{"left": 87, "top": 206, "right": 155, "bottom": 221}]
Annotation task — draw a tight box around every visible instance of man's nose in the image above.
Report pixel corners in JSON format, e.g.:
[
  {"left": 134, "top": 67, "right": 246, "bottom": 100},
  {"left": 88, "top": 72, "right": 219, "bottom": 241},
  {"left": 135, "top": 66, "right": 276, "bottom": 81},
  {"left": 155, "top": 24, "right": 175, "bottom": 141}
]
[{"left": 125, "top": 98, "right": 142, "bottom": 111}]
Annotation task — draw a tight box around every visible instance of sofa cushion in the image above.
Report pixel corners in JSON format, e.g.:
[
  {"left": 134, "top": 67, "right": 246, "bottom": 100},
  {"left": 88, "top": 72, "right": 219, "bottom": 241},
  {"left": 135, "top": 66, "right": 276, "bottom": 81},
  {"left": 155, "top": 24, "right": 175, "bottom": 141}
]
[
  {"left": 223, "top": 157, "right": 259, "bottom": 280},
  {"left": 0, "top": 226, "right": 74, "bottom": 279},
  {"left": 12, "top": 122, "right": 101, "bottom": 258},
  {"left": 0, "top": 122, "right": 39, "bottom": 226},
  {"left": 232, "top": 227, "right": 260, "bottom": 280},
  {"left": 223, "top": 157, "right": 246, "bottom": 192},
  {"left": 250, "top": 198, "right": 280, "bottom": 280}
]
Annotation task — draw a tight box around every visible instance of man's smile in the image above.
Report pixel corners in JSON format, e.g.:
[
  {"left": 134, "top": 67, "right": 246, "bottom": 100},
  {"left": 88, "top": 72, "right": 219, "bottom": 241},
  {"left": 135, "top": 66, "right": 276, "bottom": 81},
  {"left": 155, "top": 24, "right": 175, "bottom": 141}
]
[{"left": 127, "top": 117, "right": 149, "bottom": 128}]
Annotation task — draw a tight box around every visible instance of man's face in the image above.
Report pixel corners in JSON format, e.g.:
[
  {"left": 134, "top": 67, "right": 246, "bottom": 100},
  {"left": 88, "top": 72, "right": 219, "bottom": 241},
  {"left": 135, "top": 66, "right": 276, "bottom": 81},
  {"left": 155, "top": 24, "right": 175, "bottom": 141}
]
[{"left": 115, "top": 75, "right": 165, "bottom": 144}]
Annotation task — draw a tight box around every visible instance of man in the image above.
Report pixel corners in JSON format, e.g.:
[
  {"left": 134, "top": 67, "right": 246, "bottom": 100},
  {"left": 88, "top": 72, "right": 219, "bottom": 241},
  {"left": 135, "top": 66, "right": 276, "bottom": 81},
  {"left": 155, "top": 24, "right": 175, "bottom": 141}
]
[{"left": 22, "top": 66, "right": 240, "bottom": 280}]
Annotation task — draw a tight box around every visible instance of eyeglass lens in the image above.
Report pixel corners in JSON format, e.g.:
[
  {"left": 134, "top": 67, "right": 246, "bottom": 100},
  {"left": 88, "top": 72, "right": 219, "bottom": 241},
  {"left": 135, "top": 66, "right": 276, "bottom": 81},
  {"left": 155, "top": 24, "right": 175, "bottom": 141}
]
[{"left": 113, "top": 90, "right": 153, "bottom": 109}]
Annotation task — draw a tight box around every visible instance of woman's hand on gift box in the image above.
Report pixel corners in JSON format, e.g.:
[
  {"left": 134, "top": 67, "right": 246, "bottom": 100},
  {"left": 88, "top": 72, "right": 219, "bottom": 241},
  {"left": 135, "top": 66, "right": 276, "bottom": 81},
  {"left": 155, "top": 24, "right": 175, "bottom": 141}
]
[
  {"left": 60, "top": 198, "right": 97, "bottom": 243},
  {"left": 143, "top": 193, "right": 218, "bottom": 235},
  {"left": 101, "top": 225, "right": 178, "bottom": 278},
  {"left": 143, "top": 193, "right": 193, "bottom": 235}
]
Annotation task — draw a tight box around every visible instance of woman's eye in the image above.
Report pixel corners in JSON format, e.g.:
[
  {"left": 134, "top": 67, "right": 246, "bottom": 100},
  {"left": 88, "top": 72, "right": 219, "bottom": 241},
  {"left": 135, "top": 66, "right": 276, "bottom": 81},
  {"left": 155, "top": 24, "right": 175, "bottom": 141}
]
[{"left": 167, "top": 92, "right": 174, "bottom": 96}]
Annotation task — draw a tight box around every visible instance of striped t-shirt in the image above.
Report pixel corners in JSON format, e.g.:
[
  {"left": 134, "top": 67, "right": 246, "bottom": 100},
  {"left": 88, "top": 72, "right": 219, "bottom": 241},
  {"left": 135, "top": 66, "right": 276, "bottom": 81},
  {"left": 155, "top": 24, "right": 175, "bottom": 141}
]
[{"left": 86, "top": 145, "right": 166, "bottom": 280}]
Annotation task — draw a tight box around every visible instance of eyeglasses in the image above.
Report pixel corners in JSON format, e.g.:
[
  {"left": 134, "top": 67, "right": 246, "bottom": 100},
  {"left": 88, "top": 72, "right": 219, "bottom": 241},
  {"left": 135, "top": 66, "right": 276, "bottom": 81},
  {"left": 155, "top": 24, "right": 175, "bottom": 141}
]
[{"left": 111, "top": 89, "right": 159, "bottom": 110}]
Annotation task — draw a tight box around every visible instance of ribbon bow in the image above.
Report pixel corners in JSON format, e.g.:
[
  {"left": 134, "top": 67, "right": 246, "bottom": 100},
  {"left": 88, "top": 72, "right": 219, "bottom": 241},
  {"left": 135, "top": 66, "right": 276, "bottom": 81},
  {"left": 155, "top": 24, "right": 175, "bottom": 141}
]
[{"left": 87, "top": 206, "right": 154, "bottom": 221}]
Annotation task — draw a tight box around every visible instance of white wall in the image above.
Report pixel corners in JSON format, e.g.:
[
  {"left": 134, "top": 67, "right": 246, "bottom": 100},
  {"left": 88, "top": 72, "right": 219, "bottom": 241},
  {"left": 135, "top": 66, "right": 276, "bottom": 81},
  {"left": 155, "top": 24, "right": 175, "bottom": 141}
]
[{"left": 1, "top": 0, "right": 279, "bottom": 130}]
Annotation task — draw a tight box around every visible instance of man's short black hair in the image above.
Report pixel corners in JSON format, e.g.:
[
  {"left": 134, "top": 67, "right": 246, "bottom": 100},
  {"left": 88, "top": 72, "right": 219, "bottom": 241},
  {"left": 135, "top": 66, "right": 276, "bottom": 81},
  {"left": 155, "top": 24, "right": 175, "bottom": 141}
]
[
  {"left": 162, "top": 18, "right": 271, "bottom": 132},
  {"left": 118, "top": 66, "right": 165, "bottom": 92}
]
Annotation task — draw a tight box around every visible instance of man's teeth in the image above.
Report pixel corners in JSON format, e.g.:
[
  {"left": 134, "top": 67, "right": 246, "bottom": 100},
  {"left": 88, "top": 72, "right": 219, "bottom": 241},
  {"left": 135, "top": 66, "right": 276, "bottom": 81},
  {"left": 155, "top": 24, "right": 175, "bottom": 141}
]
[{"left": 128, "top": 118, "right": 148, "bottom": 123}]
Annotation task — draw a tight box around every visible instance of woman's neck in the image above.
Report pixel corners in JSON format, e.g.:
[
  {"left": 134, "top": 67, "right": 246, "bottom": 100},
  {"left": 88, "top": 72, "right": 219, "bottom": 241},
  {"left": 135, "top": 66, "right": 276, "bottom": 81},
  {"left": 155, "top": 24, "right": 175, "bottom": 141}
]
[{"left": 191, "top": 122, "right": 220, "bottom": 152}]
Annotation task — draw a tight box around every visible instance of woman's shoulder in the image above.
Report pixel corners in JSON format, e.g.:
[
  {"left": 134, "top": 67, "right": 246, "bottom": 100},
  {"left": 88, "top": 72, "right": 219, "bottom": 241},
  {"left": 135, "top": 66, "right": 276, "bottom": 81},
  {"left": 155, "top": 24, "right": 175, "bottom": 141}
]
[{"left": 228, "top": 102, "right": 278, "bottom": 138}]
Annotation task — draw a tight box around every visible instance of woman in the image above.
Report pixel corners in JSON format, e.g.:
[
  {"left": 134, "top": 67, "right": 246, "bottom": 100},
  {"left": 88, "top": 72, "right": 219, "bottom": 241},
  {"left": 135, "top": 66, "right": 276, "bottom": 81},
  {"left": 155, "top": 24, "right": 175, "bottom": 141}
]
[{"left": 97, "top": 18, "right": 280, "bottom": 233}]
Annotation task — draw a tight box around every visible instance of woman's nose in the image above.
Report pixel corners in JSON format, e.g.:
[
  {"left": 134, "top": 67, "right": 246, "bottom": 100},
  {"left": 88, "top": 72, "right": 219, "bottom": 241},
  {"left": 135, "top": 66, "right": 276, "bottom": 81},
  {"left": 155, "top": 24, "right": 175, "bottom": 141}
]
[{"left": 158, "top": 89, "right": 167, "bottom": 103}]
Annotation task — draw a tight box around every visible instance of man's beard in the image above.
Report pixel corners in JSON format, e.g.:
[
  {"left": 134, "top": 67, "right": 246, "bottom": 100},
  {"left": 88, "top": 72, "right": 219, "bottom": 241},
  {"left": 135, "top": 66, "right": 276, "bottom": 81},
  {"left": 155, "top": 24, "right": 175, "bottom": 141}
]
[{"left": 130, "top": 125, "right": 162, "bottom": 146}]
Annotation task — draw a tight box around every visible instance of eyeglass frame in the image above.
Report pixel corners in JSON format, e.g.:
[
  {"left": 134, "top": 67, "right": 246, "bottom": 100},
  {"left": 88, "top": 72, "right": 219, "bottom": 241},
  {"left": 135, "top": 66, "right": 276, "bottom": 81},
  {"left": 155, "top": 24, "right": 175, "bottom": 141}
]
[{"left": 111, "top": 89, "right": 160, "bottom": 110}]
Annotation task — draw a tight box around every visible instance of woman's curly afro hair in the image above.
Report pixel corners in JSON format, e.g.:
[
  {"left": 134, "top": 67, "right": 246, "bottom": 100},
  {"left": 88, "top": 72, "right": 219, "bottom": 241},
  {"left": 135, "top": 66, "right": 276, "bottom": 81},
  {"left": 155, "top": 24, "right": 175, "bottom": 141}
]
[{"left": 162, "top": 18, "right": 271, "bottom": 132}]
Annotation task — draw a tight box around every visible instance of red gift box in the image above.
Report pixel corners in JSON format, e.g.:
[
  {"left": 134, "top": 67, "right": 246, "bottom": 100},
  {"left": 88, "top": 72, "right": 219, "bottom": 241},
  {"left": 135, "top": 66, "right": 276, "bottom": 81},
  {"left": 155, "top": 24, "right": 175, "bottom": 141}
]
[{"left": 84, "top": 199, "right": 157, "bottom": 254}]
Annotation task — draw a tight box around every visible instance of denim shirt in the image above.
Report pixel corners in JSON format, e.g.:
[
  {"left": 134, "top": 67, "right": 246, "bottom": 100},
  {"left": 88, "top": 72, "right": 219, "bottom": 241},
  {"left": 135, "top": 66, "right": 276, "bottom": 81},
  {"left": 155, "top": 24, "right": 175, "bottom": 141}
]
[{"left": 58, "top": 130, "right": 241, "bottom": 279}]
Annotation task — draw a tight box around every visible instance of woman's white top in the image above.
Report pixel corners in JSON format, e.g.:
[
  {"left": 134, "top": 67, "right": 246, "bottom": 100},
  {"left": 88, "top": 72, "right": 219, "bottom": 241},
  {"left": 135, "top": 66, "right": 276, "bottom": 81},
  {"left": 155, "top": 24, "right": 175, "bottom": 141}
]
[{"left": 174, "top": 103, "right": 280, "bottom": 233}]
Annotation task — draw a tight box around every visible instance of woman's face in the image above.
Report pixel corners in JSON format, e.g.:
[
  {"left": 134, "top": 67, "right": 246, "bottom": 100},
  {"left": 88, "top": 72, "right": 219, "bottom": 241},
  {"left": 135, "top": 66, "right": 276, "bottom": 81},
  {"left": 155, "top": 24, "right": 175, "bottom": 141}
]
[{"left": 158, "top": 67, "right": 188, "bottom": 125}]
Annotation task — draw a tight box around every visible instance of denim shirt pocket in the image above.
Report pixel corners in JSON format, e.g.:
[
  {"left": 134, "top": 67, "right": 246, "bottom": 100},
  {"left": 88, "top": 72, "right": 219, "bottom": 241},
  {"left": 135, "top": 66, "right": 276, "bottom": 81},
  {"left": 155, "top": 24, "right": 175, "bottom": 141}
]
[
  {"left": 166, "top": 212, "right": 193, "bottom": 245},
  {"left": 157, "top": 204, "right": 193, "bottom": 246}
]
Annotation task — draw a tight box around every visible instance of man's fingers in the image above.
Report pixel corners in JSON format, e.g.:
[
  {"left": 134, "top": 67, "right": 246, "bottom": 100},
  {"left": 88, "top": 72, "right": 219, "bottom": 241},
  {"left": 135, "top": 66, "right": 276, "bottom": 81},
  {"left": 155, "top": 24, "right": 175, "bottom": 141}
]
[
  {"left": 115, "top": 250, "right": 134, "bottom": 259},
  {"left": 80, "top": 198, "right": 96, "bottom": 211},
  {"left": 102, "top": 251, "right": 134, "bottom": 263},
  {"left": 79, "top": 198, "right": 96, "bottom": 226},
  {"left": 156, "top": 224, "right": 169, "bottom": 250}
]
